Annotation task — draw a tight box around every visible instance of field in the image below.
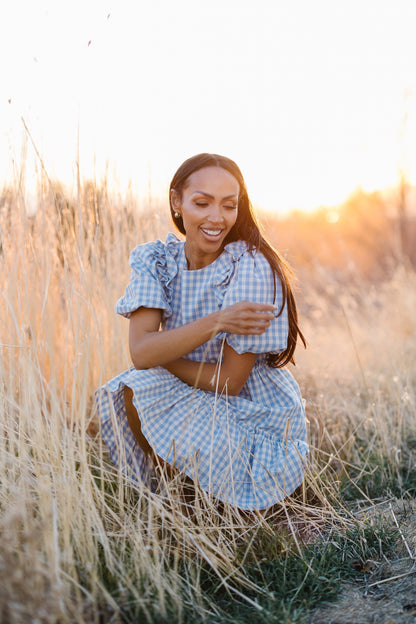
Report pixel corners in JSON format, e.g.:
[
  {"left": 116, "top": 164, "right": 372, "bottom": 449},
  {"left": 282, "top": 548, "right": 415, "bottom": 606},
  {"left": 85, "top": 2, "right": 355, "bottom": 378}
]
[{"left": 1, "top": 173, "right": 415, "bottom": 623}]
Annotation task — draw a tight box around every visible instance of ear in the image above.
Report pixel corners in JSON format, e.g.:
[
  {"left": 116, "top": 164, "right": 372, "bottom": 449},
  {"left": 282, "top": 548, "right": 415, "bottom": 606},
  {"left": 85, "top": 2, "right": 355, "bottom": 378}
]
[{"left": 170, "top": 189, "right": 181, "bottom": 213}]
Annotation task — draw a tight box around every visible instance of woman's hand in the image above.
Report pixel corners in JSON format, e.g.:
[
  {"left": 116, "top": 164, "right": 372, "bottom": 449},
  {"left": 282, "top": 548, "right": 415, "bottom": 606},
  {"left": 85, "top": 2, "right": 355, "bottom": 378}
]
[
  {"left": 129, "top": 301, "right": 275, "bottom": 370},
  {"left": 216, "top": 301, "right": 275, "bottom": 335}
]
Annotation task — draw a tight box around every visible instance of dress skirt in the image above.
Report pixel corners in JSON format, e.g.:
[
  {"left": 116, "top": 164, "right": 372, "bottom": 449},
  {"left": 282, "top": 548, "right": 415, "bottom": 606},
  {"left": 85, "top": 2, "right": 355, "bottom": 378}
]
[
  {"left": 95, "top": 234, "right": 308, "bottom": 510},
  {"left": 95, "top": 363, "right": 308, "bottom": 510}
]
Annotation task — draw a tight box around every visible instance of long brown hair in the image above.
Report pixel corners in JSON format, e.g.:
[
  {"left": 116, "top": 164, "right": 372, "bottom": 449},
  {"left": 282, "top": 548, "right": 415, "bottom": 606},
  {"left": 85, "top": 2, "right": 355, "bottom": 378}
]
[{"left": 169, "top": 153, "right": 306, "bottom": 367}]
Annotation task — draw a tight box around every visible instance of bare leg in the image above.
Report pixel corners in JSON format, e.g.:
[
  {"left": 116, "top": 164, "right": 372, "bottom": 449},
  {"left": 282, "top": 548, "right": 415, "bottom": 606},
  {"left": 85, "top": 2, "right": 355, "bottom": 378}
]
[
  {"left": 123, "top": 386, "right": 154, "bottom": 457},
  {"left": 123, "top": 385, "right": 195, "bottom": 508},
  {"left": 124, "top": 385, "right": 177, "bottom": 477}
]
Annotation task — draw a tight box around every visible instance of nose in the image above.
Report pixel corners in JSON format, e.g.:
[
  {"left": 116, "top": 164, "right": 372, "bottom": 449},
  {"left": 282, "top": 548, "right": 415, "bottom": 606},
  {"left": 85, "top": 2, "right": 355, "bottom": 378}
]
[{"left": 207, "top": 204, "right": 224, "bottom": 223}]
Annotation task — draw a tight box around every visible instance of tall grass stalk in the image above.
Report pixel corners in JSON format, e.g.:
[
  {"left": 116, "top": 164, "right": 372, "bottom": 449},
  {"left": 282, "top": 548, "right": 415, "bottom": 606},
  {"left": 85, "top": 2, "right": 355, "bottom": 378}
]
[{"left": 0, "top": 164, "right": 414, "bottom": 622}]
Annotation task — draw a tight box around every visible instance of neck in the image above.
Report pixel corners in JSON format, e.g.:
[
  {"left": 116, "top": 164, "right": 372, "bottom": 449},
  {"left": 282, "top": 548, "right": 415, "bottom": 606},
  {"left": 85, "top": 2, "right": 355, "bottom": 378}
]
[{"left": 184, "top": 242, "right": 222, "bottom": 270}]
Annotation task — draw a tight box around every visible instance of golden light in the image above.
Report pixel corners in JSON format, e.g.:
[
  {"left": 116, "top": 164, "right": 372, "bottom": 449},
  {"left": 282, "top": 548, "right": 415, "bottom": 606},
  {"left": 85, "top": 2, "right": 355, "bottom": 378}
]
[{"left": 1, "top": 0, "right": 416, "bottom": 216}]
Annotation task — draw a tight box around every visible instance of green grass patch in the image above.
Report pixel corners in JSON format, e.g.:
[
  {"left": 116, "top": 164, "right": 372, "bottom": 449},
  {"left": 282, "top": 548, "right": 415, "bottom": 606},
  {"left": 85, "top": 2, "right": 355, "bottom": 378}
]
[
  {"left": 87, "top": 517, "right": 396, "bottom": 624},
  {"left": 341, "top": 437, "right": 416, "bottom": 501},
  {"left": 195, "top": 520, "right": 396, "bottom": 624}
]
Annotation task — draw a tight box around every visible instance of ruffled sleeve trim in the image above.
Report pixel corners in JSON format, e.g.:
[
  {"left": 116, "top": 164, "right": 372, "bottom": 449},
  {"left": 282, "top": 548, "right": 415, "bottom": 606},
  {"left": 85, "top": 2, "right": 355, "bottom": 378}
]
[
  {"left": 152, "top": 233, "right": 183, "bottom": 308},
  {"left": 212, "top": 240, "right": 252, "bottom": 307},
  {"left": 115, "top": 233, "right": 183, "bottom": 319}
]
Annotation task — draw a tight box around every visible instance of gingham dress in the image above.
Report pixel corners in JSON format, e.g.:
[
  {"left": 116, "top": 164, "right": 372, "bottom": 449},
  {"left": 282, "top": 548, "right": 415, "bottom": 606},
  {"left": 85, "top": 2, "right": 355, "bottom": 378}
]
[{"left": 95, "top": 233, "right": 308, "bottom": 510}]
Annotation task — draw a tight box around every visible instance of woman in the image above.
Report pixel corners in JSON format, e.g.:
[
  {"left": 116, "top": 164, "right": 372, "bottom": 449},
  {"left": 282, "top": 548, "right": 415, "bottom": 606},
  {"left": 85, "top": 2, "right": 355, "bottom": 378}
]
[{"left": 95, "top": 153, "right": 308, "bottom": 511}]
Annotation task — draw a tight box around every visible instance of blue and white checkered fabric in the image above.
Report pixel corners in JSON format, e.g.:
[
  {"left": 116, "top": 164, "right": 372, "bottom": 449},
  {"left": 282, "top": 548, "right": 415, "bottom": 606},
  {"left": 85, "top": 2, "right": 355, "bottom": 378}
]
[{"left": 95, "top": 233, "right": 308, "bottom": 510}]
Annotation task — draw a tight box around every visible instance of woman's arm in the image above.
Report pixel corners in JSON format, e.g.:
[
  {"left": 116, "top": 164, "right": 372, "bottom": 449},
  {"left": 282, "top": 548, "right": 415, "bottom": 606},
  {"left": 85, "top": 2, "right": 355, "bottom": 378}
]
[
  {"left": 163, "top": 344, "right": 258, "bottom": 396},
  {"left": 128, "top": 301, "right": 275, "bottom": 371}
]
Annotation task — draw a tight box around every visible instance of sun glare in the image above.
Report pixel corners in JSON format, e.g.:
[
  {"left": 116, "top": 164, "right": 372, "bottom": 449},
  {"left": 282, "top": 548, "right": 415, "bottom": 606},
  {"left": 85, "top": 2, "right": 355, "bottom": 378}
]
[{"left": 1, "top": 0, "right": 416, "bottom": 216}]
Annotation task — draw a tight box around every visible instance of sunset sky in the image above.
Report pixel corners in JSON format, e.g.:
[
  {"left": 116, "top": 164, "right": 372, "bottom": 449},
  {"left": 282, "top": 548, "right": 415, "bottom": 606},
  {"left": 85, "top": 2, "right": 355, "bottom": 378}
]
[{"left": 1, "top": 0, "right": 416, "bottom": 213}]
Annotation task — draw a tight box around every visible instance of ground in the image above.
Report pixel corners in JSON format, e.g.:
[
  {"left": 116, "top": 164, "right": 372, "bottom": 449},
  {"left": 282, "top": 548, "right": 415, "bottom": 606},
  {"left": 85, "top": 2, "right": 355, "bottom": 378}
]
[{"left": 309, "top": 499, "right": 416, "bottom": 624}]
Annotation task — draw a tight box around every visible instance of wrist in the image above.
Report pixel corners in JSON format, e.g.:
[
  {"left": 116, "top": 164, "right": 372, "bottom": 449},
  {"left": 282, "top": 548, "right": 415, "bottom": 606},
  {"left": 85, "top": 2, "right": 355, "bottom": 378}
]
[{"left": 208, "top": 310, "right": 223, "bottom": 337}]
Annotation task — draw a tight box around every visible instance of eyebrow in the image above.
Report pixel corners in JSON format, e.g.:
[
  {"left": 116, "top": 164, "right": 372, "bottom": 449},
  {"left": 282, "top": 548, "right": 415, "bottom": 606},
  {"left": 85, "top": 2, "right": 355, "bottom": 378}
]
[{"left": 191, "top": 191, "right": 238, "bottom": 200}]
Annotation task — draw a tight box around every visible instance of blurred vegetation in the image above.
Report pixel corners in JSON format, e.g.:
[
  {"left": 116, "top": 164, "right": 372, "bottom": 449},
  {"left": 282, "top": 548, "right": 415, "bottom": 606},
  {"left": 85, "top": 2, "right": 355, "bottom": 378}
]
[
  {"left": 2, "top": 177, "right": 414, "bottom": 281},
  {"left": 262, "top": 187, "right": 416, "bottom": 284},
  {"left": 0, "top": 173, "right": 415, "bottom": 623}
]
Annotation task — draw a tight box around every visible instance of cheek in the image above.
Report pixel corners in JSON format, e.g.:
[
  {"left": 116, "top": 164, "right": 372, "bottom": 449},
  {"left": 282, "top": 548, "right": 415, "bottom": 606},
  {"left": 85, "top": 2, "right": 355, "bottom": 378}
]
[
  {"left": 230, "top": 211, "right": 238, "bottom": 227},
  {"left": 182, "top": 209, "right": 197, "bottom": 226},
  {"left": 180, "top": 208, "right": 198, "bottom": 232}
]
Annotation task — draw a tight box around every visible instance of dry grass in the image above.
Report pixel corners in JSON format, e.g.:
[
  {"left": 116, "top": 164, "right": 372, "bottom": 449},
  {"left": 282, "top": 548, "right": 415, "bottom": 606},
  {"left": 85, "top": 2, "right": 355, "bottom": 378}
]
[
  {"left": 296, "top": 264, "right": 416, "bottom": 504},
  {"left": 0, "top": 168, "right": 415, "bottom": 623}
]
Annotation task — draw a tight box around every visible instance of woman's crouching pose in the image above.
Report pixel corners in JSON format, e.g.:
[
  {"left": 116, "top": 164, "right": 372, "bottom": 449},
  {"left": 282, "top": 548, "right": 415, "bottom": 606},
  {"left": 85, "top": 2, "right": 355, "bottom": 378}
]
[{"left": 95, "top": 153, "right": 307, "bottom": 511}]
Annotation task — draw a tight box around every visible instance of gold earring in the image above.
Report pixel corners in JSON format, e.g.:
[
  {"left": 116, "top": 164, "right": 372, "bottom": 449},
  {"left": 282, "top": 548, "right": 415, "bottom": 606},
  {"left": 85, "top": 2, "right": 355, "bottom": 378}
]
[{"left": 174, "top": 211, "right": 180, "bottom": 218}]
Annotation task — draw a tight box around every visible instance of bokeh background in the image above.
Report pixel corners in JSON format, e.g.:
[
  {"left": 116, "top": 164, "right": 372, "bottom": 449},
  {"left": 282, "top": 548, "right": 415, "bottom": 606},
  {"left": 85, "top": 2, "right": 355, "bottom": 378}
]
[
  {"left": 1, "top": 2, "right": 416, "bottom": 622},
  {"left": 2, "top": 0, "right": 416, "bottom": 214}
]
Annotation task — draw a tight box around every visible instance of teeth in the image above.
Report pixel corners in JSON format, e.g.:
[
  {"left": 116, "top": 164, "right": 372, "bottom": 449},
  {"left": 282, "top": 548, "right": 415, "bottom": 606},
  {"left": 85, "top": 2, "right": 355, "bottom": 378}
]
[{"left": 201, "top": 228, "right": 222, "bottom": 236}]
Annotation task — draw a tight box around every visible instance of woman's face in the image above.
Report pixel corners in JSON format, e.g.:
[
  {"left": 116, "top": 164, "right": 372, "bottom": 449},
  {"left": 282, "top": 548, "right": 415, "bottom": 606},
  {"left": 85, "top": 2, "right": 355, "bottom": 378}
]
[{"left": 172, "top": 166, "right": 239, "bottom": 269}]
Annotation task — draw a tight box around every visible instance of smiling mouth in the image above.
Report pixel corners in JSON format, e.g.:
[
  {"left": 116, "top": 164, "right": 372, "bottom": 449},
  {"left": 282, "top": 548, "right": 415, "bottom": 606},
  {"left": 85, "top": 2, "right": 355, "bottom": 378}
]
[{"left": 200, "top": 227, "right": 224, "bottom": 238}]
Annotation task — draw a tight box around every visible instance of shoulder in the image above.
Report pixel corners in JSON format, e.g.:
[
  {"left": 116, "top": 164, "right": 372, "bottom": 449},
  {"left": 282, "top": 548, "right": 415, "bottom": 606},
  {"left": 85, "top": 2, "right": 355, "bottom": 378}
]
[
  {"left": 214, "top": 240, "right": 279, "bottom": 306},
  {"left": 223, "top": 241, "right": 274, "bottom": 279},
  {"left": 129, "top": 233, "right": 183, "bottom": 273},
  {"left": 117, "top": 234, "right": 182, "bottom": 318}
]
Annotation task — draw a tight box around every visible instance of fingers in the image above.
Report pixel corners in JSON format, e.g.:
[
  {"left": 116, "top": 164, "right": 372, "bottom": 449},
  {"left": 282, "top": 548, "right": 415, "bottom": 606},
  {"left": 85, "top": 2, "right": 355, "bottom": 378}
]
[
  {"left": 244, "top": 318, "right": 272, "bottom": 334},
  {"left": 218, "top": 300, "right": 279, "bottom": 335},
  {"left": 251, "top": 302, "right": 275, "bottom": 311},
  {"left": 239, "top": 301, "right": 275, "bottom": 324},
  {"left": 243, "top": 301, "right": 277, "bottom": 317},
  {"left": 241, "top": 301, "right": 275, "bottom": 312},
  {"left": 221, "top": 306, "right": 274, "bottom": 335}
]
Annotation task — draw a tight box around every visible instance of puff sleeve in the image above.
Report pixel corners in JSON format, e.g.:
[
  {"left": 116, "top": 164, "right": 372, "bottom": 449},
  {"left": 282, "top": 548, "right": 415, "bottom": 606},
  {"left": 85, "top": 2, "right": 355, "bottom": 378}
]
[
  {"left": 115, "top": 239, "right": 177, "bottom": 319},
  {"left": 221, "top": 249, "right": 288, "bottom": 355}
]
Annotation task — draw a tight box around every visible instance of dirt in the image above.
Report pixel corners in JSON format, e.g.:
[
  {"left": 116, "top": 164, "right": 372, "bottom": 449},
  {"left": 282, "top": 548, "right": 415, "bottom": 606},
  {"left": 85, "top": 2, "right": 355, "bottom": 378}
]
[{"left": 309, "top": 499, "right": 416, "bottom": 624}]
